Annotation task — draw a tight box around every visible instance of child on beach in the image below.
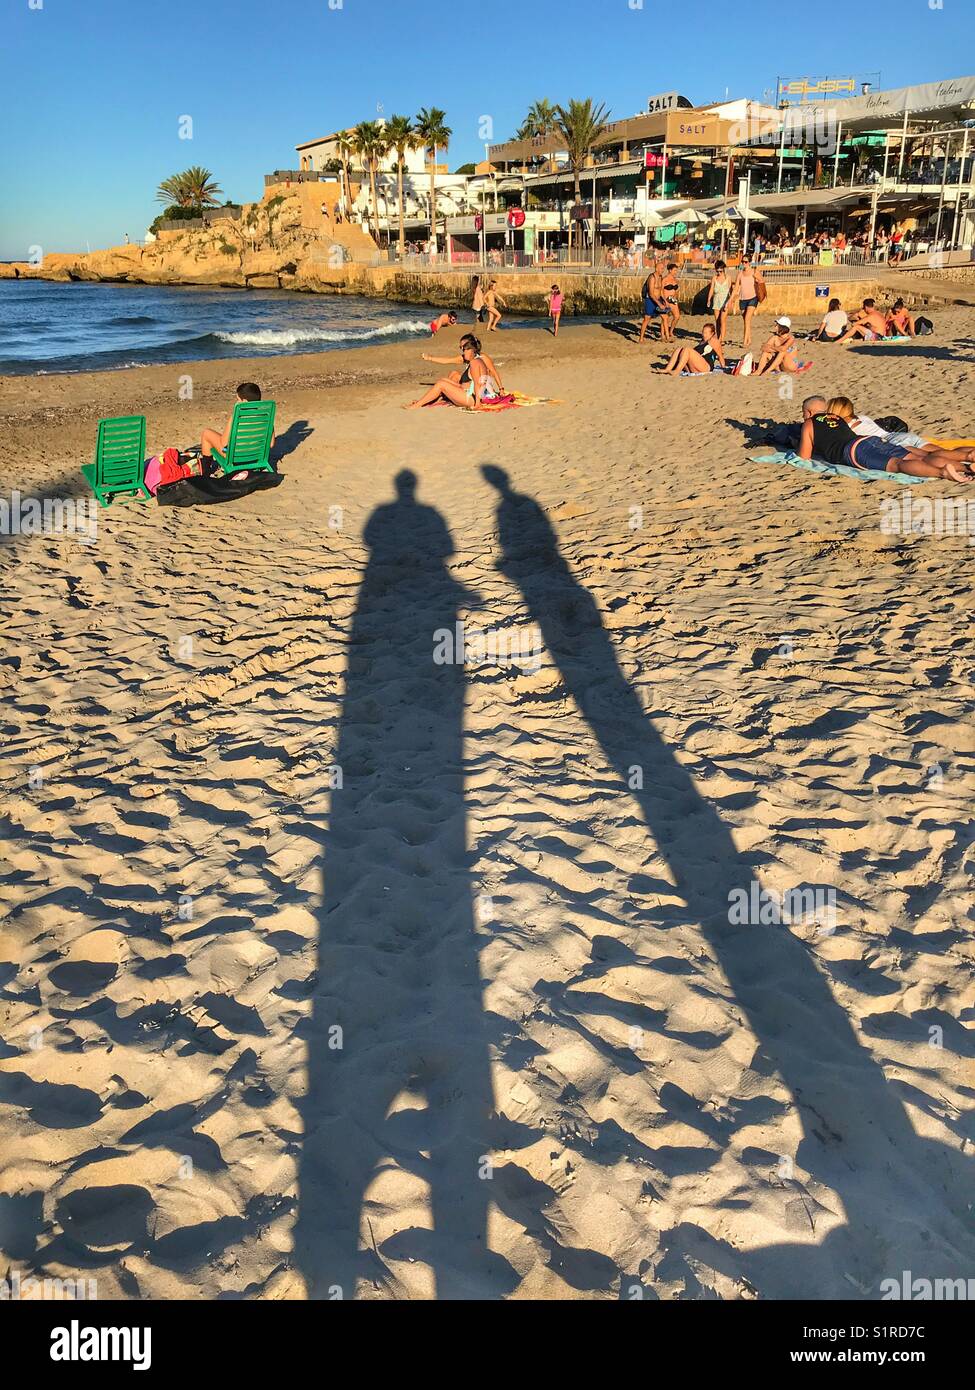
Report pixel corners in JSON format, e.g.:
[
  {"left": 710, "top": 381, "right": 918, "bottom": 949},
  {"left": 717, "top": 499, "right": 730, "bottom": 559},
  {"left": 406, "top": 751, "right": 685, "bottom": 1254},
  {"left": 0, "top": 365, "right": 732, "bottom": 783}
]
[
  {"left": 547, "top": 285, "right": 563, "bottom": 337},
  {"left": 429, "top": 310, "right": 458, "bottom": 335},
  {"left": 485, "top": 281, "right": 507, "bottom": 331},
  {"left": 200, "top": 382, "right": 274, "bottom": 466}
]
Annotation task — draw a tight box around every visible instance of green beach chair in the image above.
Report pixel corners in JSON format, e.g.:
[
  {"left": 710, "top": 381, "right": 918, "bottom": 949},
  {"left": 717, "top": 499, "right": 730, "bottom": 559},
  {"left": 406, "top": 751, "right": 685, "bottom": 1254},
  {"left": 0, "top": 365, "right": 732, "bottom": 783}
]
[
  {"left": 82, "top": 414, "right": 151, "bottom": 507},
  {"left": 211, "top": 400, "right": 277, "bottom": 476}
]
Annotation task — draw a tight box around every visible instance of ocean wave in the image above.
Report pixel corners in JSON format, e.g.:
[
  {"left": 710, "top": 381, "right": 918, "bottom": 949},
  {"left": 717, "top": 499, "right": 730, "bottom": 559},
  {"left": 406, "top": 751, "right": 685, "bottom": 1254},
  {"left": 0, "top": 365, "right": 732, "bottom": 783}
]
[
  {"left": 213, "top": 319, "right": 430, "bottom": 347},
  {"left": 105, "top": 314, "right": 159, "bottom": 326}
]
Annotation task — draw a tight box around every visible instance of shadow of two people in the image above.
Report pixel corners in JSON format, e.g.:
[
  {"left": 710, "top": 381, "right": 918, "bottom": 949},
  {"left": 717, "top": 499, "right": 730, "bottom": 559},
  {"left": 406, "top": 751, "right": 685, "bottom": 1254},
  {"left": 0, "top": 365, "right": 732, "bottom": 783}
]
[{"left": 294, "top": 465, "right": 973, "bottom": 1301}]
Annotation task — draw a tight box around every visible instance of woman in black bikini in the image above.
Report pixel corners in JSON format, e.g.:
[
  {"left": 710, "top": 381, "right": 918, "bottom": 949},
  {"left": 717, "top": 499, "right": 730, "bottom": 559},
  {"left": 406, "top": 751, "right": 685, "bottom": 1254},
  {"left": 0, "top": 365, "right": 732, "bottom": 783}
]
[
  {"left": 658, "top": 322, "right": 725, "bottom": 375},
  {"left": 659, "top": 261, "right": 681, "bottom": 342}
]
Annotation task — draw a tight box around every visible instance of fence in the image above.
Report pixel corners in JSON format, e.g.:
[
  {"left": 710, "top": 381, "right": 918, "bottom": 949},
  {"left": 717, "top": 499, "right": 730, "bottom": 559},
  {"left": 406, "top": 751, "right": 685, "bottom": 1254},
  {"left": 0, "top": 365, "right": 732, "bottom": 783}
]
[
  {"left": 264, "top": 170, "right": 339, "bottom": 186},
  {"left": 161, "top": 206, "right": 242, "bottom": 233}
]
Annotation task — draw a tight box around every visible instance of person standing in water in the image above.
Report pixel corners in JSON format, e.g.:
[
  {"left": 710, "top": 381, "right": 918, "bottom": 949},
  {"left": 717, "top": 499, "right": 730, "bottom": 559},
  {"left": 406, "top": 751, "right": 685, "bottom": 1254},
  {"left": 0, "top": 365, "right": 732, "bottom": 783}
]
[{"left": 471, "top": 275, "right": 486, "bottom": 323}]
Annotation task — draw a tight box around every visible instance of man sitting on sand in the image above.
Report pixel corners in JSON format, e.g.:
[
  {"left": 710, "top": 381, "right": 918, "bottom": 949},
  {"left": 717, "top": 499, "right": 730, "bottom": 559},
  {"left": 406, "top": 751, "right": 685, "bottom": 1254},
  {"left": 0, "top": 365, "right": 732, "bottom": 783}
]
[
  {"left": 200, "top": 382, "right": 274, "bottom": 466},
  {"left": 798, "top": 396, "right": 975, "bottom": 481},
  {"left": 836, "top": 298, "right": 889, "bottom": 344},
  {"left": 886, "top": 299, "right": 916, "bottom": 338}
]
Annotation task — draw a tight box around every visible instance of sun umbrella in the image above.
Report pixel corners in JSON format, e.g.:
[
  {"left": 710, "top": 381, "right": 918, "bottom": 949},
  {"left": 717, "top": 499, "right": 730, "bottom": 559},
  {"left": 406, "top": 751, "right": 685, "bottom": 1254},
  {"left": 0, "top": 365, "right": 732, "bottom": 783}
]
[{"left": 655, "top": 206, "right": 712, "bottom": 226}]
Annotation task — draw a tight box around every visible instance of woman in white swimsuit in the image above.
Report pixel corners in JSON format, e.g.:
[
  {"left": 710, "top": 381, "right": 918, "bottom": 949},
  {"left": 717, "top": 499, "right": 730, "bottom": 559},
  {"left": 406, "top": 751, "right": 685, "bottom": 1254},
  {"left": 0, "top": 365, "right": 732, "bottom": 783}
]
[{"left": 707, "top": 260, "right": 732, "bottom": 342}]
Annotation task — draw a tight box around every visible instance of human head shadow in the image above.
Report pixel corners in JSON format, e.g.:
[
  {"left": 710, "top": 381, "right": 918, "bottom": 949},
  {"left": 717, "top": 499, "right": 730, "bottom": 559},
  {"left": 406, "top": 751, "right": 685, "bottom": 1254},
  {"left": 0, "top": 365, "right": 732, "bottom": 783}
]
[
  {"left": 481, "top": 463, "right": 974, "bottom": 1297},
  {"left": 295, "top": 468, "right": 517, "bottom": 1299},
  {"left": 271, "top": 418, "right": 313, "bottom": 464}
]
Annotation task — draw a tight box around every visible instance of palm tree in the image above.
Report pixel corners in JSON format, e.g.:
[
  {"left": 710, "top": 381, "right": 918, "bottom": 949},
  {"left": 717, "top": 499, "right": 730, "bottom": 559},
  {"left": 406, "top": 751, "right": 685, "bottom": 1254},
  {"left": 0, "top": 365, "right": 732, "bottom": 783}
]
[
  {"left": 414, "top": 107, "right": 452, "bottom": 247},
  {"left": 181, "top": 166, "right": 223, "bottom": 208},
  {"left": 337, "top": 131, "right": 354, "bottom": 214},
  {"left": 385, "top": 114, "right": 419, "bottom": 258},
  {"left": 554, "top": 99, "right": 610, "bottom": 258},
  {"left": 351, "top": 121, "right": 386, "bottom": 229},
  {"left": 519, "top": 99, "right": 557, "bottom": 141},
  {"left": 156, "top": 173, "right": 191, "bottom": 208}
]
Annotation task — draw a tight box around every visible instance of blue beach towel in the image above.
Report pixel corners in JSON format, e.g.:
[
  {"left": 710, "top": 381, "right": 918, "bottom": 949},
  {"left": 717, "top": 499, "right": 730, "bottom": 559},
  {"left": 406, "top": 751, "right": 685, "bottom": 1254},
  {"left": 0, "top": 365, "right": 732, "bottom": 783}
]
[{"left": 749, "top": 450, "right": 928, "bottom": 485}]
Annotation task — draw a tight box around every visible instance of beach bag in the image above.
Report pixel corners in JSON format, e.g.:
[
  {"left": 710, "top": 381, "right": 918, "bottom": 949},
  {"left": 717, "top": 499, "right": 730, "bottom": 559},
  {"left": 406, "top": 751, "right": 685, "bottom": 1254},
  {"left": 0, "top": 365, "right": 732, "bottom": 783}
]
[
  {"left": 875, "top": 416, "right": 910, "bottom": 434},
  {"left": 756, "top": 277, "right": 767, "bottom": 304},
  {"left": 733, "top": 352, "right": 753, "bottom": 376},
  {"left": 914, "top": 316, "right": 934, "bottom": 335}
]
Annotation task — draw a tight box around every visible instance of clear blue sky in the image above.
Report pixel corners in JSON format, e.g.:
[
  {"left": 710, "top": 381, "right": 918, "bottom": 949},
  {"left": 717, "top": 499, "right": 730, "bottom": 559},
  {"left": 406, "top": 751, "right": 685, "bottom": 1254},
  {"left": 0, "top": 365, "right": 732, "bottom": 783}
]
[{"left": 1, "top": 0, "right": 972, "bottom": 259}]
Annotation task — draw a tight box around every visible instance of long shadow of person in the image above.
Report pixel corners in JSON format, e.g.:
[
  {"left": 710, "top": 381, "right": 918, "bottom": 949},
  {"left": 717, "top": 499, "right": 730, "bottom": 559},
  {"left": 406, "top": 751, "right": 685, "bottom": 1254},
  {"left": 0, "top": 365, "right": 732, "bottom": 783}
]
[
  {"left": 295, "top": 469, "right": 515, "bottom": 1300},
  {"left": 481, "top": 464, "right": 974, "bottom": 1297}
]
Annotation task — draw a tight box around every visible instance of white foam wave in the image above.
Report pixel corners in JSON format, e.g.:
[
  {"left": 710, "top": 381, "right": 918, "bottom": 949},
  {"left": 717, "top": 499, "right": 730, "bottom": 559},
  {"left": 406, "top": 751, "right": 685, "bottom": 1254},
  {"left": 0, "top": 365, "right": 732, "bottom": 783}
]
[{"left": 214, "top": 319, "right": 430, "bottom": 347}]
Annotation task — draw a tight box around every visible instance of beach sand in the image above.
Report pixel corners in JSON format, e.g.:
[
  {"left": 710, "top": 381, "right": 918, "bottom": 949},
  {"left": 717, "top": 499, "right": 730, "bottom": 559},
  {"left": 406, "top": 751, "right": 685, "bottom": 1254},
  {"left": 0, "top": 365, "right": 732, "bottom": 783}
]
[{"left": 1, "top": 311, "right": 973, "bottom": 1300}]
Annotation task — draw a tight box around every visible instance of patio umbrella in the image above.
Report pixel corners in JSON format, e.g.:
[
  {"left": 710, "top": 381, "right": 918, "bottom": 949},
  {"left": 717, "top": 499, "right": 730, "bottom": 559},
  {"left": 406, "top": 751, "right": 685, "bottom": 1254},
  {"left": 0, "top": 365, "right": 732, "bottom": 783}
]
[{"left": 655, "top": 207, "right": 712, "bottom": 226}]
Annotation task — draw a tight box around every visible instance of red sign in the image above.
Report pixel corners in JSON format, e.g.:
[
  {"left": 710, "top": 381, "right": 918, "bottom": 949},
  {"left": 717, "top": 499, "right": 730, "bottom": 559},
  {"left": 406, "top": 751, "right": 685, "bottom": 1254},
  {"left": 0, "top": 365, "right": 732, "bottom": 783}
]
[
  {"left": 644, "top": 152, "right": 664, "bottom": 169},
  {"left": 507, "top": 207, "right": 526, "bottom": 228}
]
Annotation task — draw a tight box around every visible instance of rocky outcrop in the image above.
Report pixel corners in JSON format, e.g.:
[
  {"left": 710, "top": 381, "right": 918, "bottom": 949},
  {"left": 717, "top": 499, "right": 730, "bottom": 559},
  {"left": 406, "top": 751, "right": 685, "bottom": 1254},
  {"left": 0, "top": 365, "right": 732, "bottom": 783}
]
[{"left": 0, "top": 182, "right": 379, "bottom": 292}]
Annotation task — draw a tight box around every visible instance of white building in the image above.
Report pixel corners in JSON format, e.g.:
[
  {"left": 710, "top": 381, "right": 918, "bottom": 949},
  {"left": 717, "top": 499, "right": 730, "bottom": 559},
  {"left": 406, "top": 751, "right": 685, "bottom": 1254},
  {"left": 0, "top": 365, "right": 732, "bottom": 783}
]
[{"left": 295, "top": 122, "right": 473, "bottom": 225}]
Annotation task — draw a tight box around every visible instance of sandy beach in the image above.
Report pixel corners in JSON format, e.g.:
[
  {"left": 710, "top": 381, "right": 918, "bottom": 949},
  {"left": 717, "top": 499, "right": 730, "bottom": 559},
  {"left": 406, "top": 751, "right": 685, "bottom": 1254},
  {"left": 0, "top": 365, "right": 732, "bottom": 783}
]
[{"left": 1, "top": 310, "right": 973, "bottom": 1301}]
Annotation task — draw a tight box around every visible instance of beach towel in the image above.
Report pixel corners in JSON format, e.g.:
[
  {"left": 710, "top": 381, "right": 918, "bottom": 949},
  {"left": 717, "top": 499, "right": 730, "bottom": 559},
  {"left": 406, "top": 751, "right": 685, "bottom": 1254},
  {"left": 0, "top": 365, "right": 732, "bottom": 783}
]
[
  {"left": 749, "top": 450, "right": 928, "bottom": 485},
  {"left": 155, "top": 471, "right": 284, "bottom": 507},
  {"left": 467, "top": 391, "right": 561, "bottom": 411}
]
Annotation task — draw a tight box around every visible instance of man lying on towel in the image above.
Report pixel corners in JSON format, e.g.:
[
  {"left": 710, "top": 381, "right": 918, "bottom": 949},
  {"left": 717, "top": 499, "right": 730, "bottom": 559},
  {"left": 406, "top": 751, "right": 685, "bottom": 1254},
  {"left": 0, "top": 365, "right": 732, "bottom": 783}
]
[{"left": 798, "top": 395, "right": 975, "bottom": 481}]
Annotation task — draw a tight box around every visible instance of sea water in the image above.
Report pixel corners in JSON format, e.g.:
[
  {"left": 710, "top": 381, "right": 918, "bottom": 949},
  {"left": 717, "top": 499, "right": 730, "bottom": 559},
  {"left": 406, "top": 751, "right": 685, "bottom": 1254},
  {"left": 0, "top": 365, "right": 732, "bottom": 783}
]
[{"left": 0, "top": 279, "right": 537, "bottom": 376}]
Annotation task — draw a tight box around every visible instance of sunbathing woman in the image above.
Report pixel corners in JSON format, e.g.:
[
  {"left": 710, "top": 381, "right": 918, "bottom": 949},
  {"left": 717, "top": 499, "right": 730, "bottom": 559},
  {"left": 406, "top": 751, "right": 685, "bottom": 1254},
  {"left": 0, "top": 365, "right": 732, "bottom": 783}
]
[
  {"left": 753, "top": 317, "right": 801, "bottom": 375},
  {"left": 422, "top": 333, "right": 504, "bottom": 391},
  {"left": 657, "top": 322, "right": 726, "bottom": 375},
  {"left": 799, "top": 396, "right": 975, "bottom": 481},
  {"left": 406, "top": 338, "right": 501, "bottom": 409}
]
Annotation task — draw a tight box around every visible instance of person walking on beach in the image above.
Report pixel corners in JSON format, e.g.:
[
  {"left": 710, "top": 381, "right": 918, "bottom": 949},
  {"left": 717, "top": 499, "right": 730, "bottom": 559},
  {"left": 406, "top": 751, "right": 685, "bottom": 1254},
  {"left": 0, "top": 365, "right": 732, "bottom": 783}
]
[
  {"left": 734, "top": 254, "right": 764, "bottom": 349},
  {"left": 706, "top": 260, "right": 733, "bottom": 342},
  {"left": 547, "top": 284, "right": 563, "bottom": 337},
  {"left": 638, "top": 263, "right": 667, "bottom": 344},
  {"left": 484, "top": 281, "right": 506, "bottom": 331},
  {"left": 471, "top": 275, "right": 486, "bottom": 323},
  {"left": 659, "top": 261, "right": 681, "bottom": 342}
]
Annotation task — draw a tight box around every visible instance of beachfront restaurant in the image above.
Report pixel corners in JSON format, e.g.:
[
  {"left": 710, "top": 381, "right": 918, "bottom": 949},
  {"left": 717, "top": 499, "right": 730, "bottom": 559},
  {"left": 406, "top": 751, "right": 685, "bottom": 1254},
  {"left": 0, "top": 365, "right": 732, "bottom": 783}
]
[
  {"left": 731, "top": 76, "right": 975, "bottom": 250},
  {"left": 486, "top": 102, "right": 785, "bottom": 252}
]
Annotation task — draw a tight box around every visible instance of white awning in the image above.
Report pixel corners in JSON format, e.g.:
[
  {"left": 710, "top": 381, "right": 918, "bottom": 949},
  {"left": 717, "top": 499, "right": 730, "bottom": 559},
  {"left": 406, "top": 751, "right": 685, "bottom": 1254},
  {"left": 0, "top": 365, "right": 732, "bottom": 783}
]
[{"left": 780, "top": 76, "right": 975, "bottom": 134}]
